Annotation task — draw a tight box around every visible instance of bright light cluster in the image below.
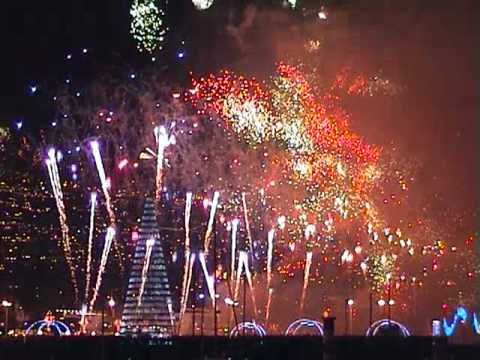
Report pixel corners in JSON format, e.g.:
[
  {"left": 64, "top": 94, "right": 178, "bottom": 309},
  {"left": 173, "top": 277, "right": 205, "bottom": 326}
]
[
  {"left": 130, "top": 0, "right": 167, "bottom": 53},
  {"left": 189, "top": 63, "right": 380, "bottom": 232},
  {"left": 192, "top": 0, "right": 214, "bottom": 10},
  {"left": 186, "top": 63, "right": 437, "bottom": 296},
  {"left": 28, "top": 46, "right": 476, "bottom": 325}
]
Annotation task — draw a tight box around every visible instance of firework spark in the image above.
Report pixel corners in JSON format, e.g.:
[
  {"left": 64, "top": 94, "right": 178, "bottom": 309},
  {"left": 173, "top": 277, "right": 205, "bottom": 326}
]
[
  {"left": 90, "top": 141, "right": 122, "bottom": 272},
  {"left": 179, "top": 192, "right": 193, "bottom": 327},
  {"left": 204, "top": 191, "right": 220, "bottom": 253},
  {"left": 199, "top": 251, "right": 216, "bottom": 306},
  {"left": 300, "top": 251, "right": 313, "bottom": 312},
  {"left": 130, "top": 0, "right": 167, "bottom": 53},
  {"left": 230, "top": 218, "right": 240, "bottom": 282},
  {"left": 46, "top": 148, "right": 78, "bottom": 302},
  {"left": 234, "top": 251, "right": 258, "bottom": 318},
  {"left": 179, "top": 252, "right": 195, "bottom": 333},
  {"left": 242, "top": 193, "right": 254, "bottom": 254},
  {"left": 154, "top": 125, "right": 175, "bottom": 202},
  {"left": 90, "top": 227, "right": 115, "bottom": 311},
  {"left": 265, "top": 288, "right": 273, "bottom": 327},
  {"left": 266, "top": 229, "right": 275, "bottom": 293},
  {"left": 84, "top": 192, "right": 97, "bottom": 304},
  {"left": 138, "top": 237, "right": 155, "bottom": 306}
]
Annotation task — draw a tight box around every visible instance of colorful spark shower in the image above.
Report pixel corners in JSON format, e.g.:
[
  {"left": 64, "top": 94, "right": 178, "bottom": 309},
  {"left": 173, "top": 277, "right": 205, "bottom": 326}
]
[
  {"left": 186, "top": 62, "right": 439, "bottom": 301},
  {"left": 32, "top": 59, "right": 474, "bottom": 329},
  {"left": 130, "top": 0, "right": 167, "bottom": 53},
  {"left": 0, "top": 0, "right": 475, "bottom": 344},
  {"left": 27, "top": 51, "right": 475, "bottom": 335}
]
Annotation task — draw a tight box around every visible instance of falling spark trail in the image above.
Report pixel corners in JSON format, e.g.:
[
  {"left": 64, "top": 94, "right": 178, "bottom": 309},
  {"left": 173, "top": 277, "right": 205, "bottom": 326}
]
[
  {"left": 84, "top": 192, "right": 97, "bottom": 304},
  {"left": 90, "top": 141, "right": 122, "bottom": 271},
  {"left": 199, "top": 252, "right": 216, "bottom": 306},
  {"left": 265, "top": 230, "right": 274, "bottom": 324},
  {"left": 46, "top": 149, "right": 78, "bottom": 302},
  {"left": 234, "top": 255, "right": 242, "bottom": 302},
  {"left": 154, "top": 125, "right": 175, "bottom": 202},
  {"left": 184, "top": 192, "right": 193, "bottom": 253},
  {"left": 243, "top": 252, "right": 258, "bottom": 319},
  {"left": 242, "top": 193, "right": 254, "bottom": 254},
  {"left": 230, "top": 219, "right": 239, "bottom": 282},
  {"left": 204, "top": 191, "right": 220, "bottom": 253},
  {"left": 90, "top": 141, "right": 116, "bottom": 226},
  {"left": 265, "top": 288, "right": 273, "bottom": 327},
  {"left": 138, "top": 238, "right": 156, "bottom": 306},
  {"left": 167, "top": 300, "right": 175, "bottom": 333},
  {"left": 266, "top": 229, "right": 274, "bottom": 291},
  {"left": 179, "top": 253, "right": 195, "bottom": 332},
  {"left": 90, "top": 227, "right": 115, "bottom": 311},
  {"left": 180, "top": 192, "right": 193, "bottom": 327},
  {"left": 234, "top": 251, "right": 258, "bottom": 319},
  {"left": 79, "top": 304, "right": 88, "bottom": 334},
  {"left": 300, "top": 251, "right": 313, "bottom": 312}
]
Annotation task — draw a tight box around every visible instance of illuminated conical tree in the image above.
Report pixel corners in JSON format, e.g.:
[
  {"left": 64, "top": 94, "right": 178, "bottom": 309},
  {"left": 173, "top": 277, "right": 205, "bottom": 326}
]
[{"left": 120, "top": 198, "right": 175, "bottom": 337}]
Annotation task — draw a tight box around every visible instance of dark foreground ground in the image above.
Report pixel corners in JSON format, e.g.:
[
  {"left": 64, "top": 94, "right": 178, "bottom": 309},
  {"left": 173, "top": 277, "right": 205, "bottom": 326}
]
[{"left": 0, "top": 336, "right": 479, "bottom": 360}]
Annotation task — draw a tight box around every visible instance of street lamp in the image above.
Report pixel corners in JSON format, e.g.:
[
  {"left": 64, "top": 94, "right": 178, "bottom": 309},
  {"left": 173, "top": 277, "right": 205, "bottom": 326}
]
[
  {"left": 198, "top": 293, "right": 205, "bottom": 336},
  {"left": 377, "top": 299, "right": 386, "bottom": 319},
  {"left": 108, "top": 298, "right": 115, "bottom": 308},
  {"left": 388, "top": 299, "right": 395, "bottom": 322},
  {"left": 318, "top": 7, "right": 327, "bottom": 20},
  {"left": 108, "top": 298, "right": 115, "bottom": 334},
  {"left": 2, "top": 300, "right": 12, "bottom": 336},
  {"left": 224, "top": 297, "right": 239, "bottom": 307}
]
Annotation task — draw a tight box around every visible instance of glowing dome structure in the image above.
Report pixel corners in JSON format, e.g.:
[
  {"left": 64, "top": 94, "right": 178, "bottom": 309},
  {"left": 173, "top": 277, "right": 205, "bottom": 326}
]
[
  {"left": 366, "top": 319, "right": 410, "bottom": 337},
  {"left": 285, "top": 319, "right": 324, "bottom": 336},
  {"left": 25, "top": 311, "right": 71, "bottom": 336},
  {"left": 229, "top": 322, "right": 267, "bottom": 337}
]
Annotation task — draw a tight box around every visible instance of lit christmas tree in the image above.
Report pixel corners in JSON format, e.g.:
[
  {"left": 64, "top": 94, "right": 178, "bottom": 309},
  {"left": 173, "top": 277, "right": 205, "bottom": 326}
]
[{"left": 120, "top": 198, "right": 175, "bottom": 337}]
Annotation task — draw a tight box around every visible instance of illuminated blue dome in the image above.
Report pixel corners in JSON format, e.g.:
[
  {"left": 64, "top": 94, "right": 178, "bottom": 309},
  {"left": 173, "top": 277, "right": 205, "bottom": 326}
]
[{"left": 25, "top": 312, "right": 71, "bottom": 336}]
